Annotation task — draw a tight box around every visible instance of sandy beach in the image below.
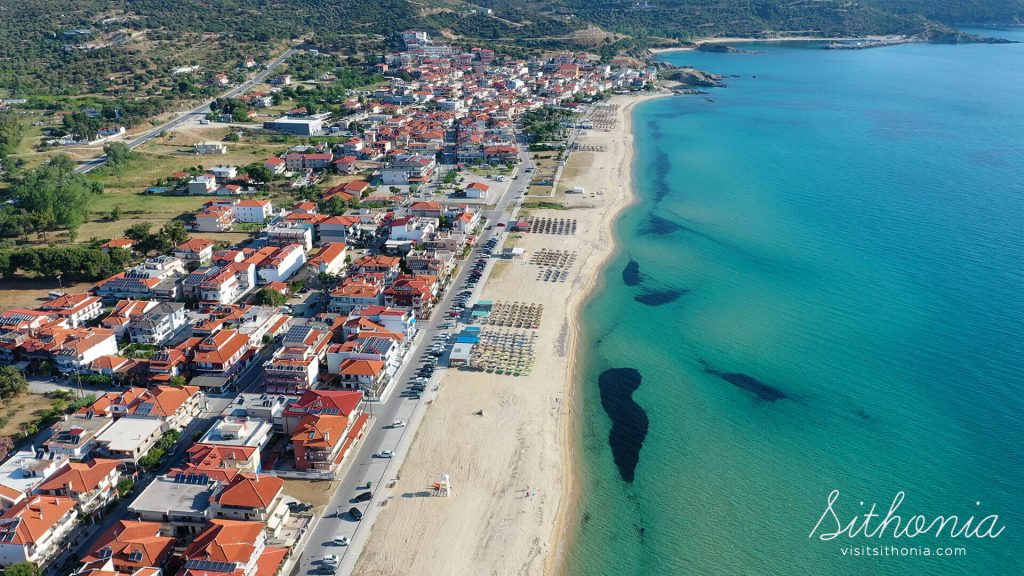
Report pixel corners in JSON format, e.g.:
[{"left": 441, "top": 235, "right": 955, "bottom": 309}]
[
  {"left": 650, "top": 34, "right": 896, "bottom": 52},
  {"left": 352, "top": 91, "right": 666, "bottom": 576}
]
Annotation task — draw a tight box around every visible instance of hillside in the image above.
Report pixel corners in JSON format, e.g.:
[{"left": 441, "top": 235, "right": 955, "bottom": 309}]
[{"left": 0, "top": 0, "right": 1020, "bottom": 99}]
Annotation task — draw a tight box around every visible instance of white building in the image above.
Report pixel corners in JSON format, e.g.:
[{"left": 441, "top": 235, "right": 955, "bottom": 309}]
[
  {"left": 128, "top": 474, "right": 216, "bottom": 536},
  {"left": 263, "top": 116, "right": 323, "bottom": 136},
  {"left": 0, "top": 495, "right": 78, "bottom": 568},
  {"left": 42, "top": 413, "right": 114, "bottom": 460},
  {"left": 0, "top": 451, "right": 70, "bottom": 511},
  {"left": 257, "top": 244, "right": 306, "bottom": 284},
  {"left": 53, "top": 329, "right": 119, "bottom": 374},
  {"left": 95, "top": 418, "right": 167, "bottom": 470},
  {"left": 380, "top": 154, "right": 437, "bottom": 185},
  {"left": 194, "top": 142, "right": 228, "bottom": 155},
  {"left": 199, "top": 417, "right": 274, "bottom": 451},
  {"left": 266, "top": 224, "right": 313, "bottom": 251},
  {"left": 208, "top": 165, "right": 238, "bottom": 180},
  {"left": 231, "top": 199, "right": 273, "bottom": 223},
  {"left": 306, "top": 242, "right": 348, "bottom": 276},
  {"left": 188, "top": 175, "right": 218, "bottom": 195},
  {"left": 128, "top": 302, "right": 186, "bottom": 345}
]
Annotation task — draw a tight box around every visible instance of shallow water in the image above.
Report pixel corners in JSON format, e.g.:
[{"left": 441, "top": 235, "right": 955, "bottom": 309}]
[{"left": 570, "top": 30, "right": 1024, "bottom": 576}]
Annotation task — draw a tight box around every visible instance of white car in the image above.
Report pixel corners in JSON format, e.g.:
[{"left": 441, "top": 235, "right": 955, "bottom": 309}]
[
  {"left": 333, "top": 537, "right": 349, "bottom": 547},
  {"left": 391, "top": 420, "right": 407, "bottom": 428},
  {"left": 375, "top": 450, "right": 394, "bottom": 458},
  {"left": 323, "top": 555, "right": 340, "bottom": 566}
]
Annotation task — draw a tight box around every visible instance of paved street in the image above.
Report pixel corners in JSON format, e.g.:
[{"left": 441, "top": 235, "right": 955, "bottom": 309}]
[
  {"left": 74, "top": 46, "right": 299, "bottom": 174},
  {"left": 295, "top": 144, "right": 534, "bottom": 576}
]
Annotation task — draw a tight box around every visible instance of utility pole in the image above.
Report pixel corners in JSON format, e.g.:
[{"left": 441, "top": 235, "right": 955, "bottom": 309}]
[{"left": 75, "top": 367, "right": 84, "bottom": 400}]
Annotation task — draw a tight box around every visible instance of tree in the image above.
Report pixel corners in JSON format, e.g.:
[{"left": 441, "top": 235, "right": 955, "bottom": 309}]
[
  {"left": 124, "top": 222, "right": 153, "bottom": 244},
  {"left": 243, "top": 163, "right": 273, "bottom": 183},
  {"left": 224, "top": 132, "right": 240, "bottom": 142},
  {"left": 3, "top": 562, "right": 41, "bottom": 576},
  {"left": 110, "top": 205, "right": 122, "bottom": 221},
  {"left": 168, "top": 375, "right": 187, "bottom": 388},
  {"left": 4, "top": 158, "right": 103, "bottom": 239},
  {"left": 0, "top": 436, "right": 13, "bottom": 461},
  {"left": 0, "top": 110, "right": 25, "bottom": 156},
  {"left": 0, "top": 366, "right": 28, "bottom": 400},
  {"left": 252, "top": 287, "right": 287, "bottom": 307},
  {"left": 320, "top": 195, "right": 349, "bottom": 216},
  {"left": 231, "top": 106, "right": 251, "bottom": 123},
  {"left": 162, "top": 220, "right": 190, "bottom": 246},
  {"left": 103, "top": 141, "right": 138, "bottom": 167}
]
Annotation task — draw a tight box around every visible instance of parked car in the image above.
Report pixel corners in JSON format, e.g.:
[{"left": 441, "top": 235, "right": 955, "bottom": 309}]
[
  {"left": 352, "top": 491, "right": 373, "bottom": 503},
  {"left": 375, "top": 450, "right": 394, "bottom": 459},
  {"left": 392, "top": 420, "right": 407, "bottom": 428},
  {"left": 348, "top": 507, "right": 363, "bottom": 521},
  {"left": 333, "top": 536, "right": 350, "bottom": 546},
  {"left": 323, "top": 555, "right": 340, "bottom": 566}
]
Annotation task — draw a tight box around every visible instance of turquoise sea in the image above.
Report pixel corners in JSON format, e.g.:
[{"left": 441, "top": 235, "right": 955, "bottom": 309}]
[{"left": 569, "top": 29, "right": 1024, "bottom": 576}]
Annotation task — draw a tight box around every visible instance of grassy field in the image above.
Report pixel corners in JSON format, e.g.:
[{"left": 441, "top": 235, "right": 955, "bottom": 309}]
[
  {"left": 72, "top": 132, "right": 292, "bottom": 242},
  {"left": 466, "top": 164, "right": 514, "bottom": 177}
]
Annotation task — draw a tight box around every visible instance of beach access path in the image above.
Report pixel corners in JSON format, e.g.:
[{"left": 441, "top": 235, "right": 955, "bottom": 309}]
[{"left": 350, "top": 92, "right": 667, "bottom": 576}]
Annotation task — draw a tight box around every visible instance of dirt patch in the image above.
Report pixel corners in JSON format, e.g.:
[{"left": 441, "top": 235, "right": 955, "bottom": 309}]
[
  {"left": 0, "top": 394, "right": 54, "bottom": 437},
  {"left": 282, "top": 479, "right": 337, "bottom": 513},
  {"left": 0, "top": 278, "right": 95, "bottom": 311}
]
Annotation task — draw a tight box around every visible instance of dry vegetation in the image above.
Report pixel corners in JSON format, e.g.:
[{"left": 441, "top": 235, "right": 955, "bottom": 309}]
[{"left": 0, "top": 393, "right": 54, "bottom": 437}]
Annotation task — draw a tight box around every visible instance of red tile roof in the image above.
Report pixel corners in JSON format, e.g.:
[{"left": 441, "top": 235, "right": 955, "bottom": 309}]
[
  {"left": 214, "top": 474, "right": 283, "bottom": 510},
  {"left": 283, "top": 389, "right": 362, "bottom": 418},
  {"left": 82, "top": 520, "right": 174, "bottom": 570},
  {"left": 38, "top": 458, "right": 121, "bottom": 494},
  {"left": 0, "top": 495, "right": 77, "bottom": 545},
  {"left": 182, "top": 519, "right": 264, "bottom": 565}
]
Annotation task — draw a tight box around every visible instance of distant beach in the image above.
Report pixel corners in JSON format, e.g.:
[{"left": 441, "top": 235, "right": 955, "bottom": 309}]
[{"left": 650, "top": 35, "right": 894, "bottom": 53}]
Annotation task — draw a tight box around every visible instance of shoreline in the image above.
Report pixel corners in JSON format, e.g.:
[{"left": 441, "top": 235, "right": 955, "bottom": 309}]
[
  {"left": 650, "top": 34, "right": 894, "bottom": 53},
  {"left": 547, "top": 90, "right": 670, "bottom": 576}
]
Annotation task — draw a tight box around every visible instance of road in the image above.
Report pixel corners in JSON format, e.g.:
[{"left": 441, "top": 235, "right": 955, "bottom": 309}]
[
  {"left": 295, "top": 144, "right": 535, "bottom": 576},
  {"left": 74, "top": 46, "right": 299, "bottom": 174}
]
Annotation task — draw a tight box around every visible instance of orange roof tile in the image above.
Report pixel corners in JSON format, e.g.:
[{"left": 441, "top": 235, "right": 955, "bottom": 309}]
[
  {"left": 183, "top": 519, "right": 265, "bottom": 565},
  {"left": 82, "top": 520, "right": 174, "bottom": 570},
  {"left": 214, "top": 474, "right": 283, "bottom": 510},
  {"left": 0, "top": 495, "right": 77, "bottom": 545},
  {"left": 38, "top": 458, "right": 121, "bottom": 494}
]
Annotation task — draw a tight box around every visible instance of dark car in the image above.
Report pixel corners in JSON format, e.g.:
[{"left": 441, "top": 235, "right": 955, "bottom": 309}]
[
  {"left": 352, "top": 491, "right": 373, "bottom": 503},
  {"left": 349, "top": 507, "right": 363, "bottom": 521}
]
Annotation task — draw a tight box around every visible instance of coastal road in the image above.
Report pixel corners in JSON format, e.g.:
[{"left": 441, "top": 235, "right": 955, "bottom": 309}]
[
  {"left": 74, "top": 46, "right": 299, "bottom": 174},
  {"left": 294, "top": 146, "right": 535, "bottom": 576}
]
